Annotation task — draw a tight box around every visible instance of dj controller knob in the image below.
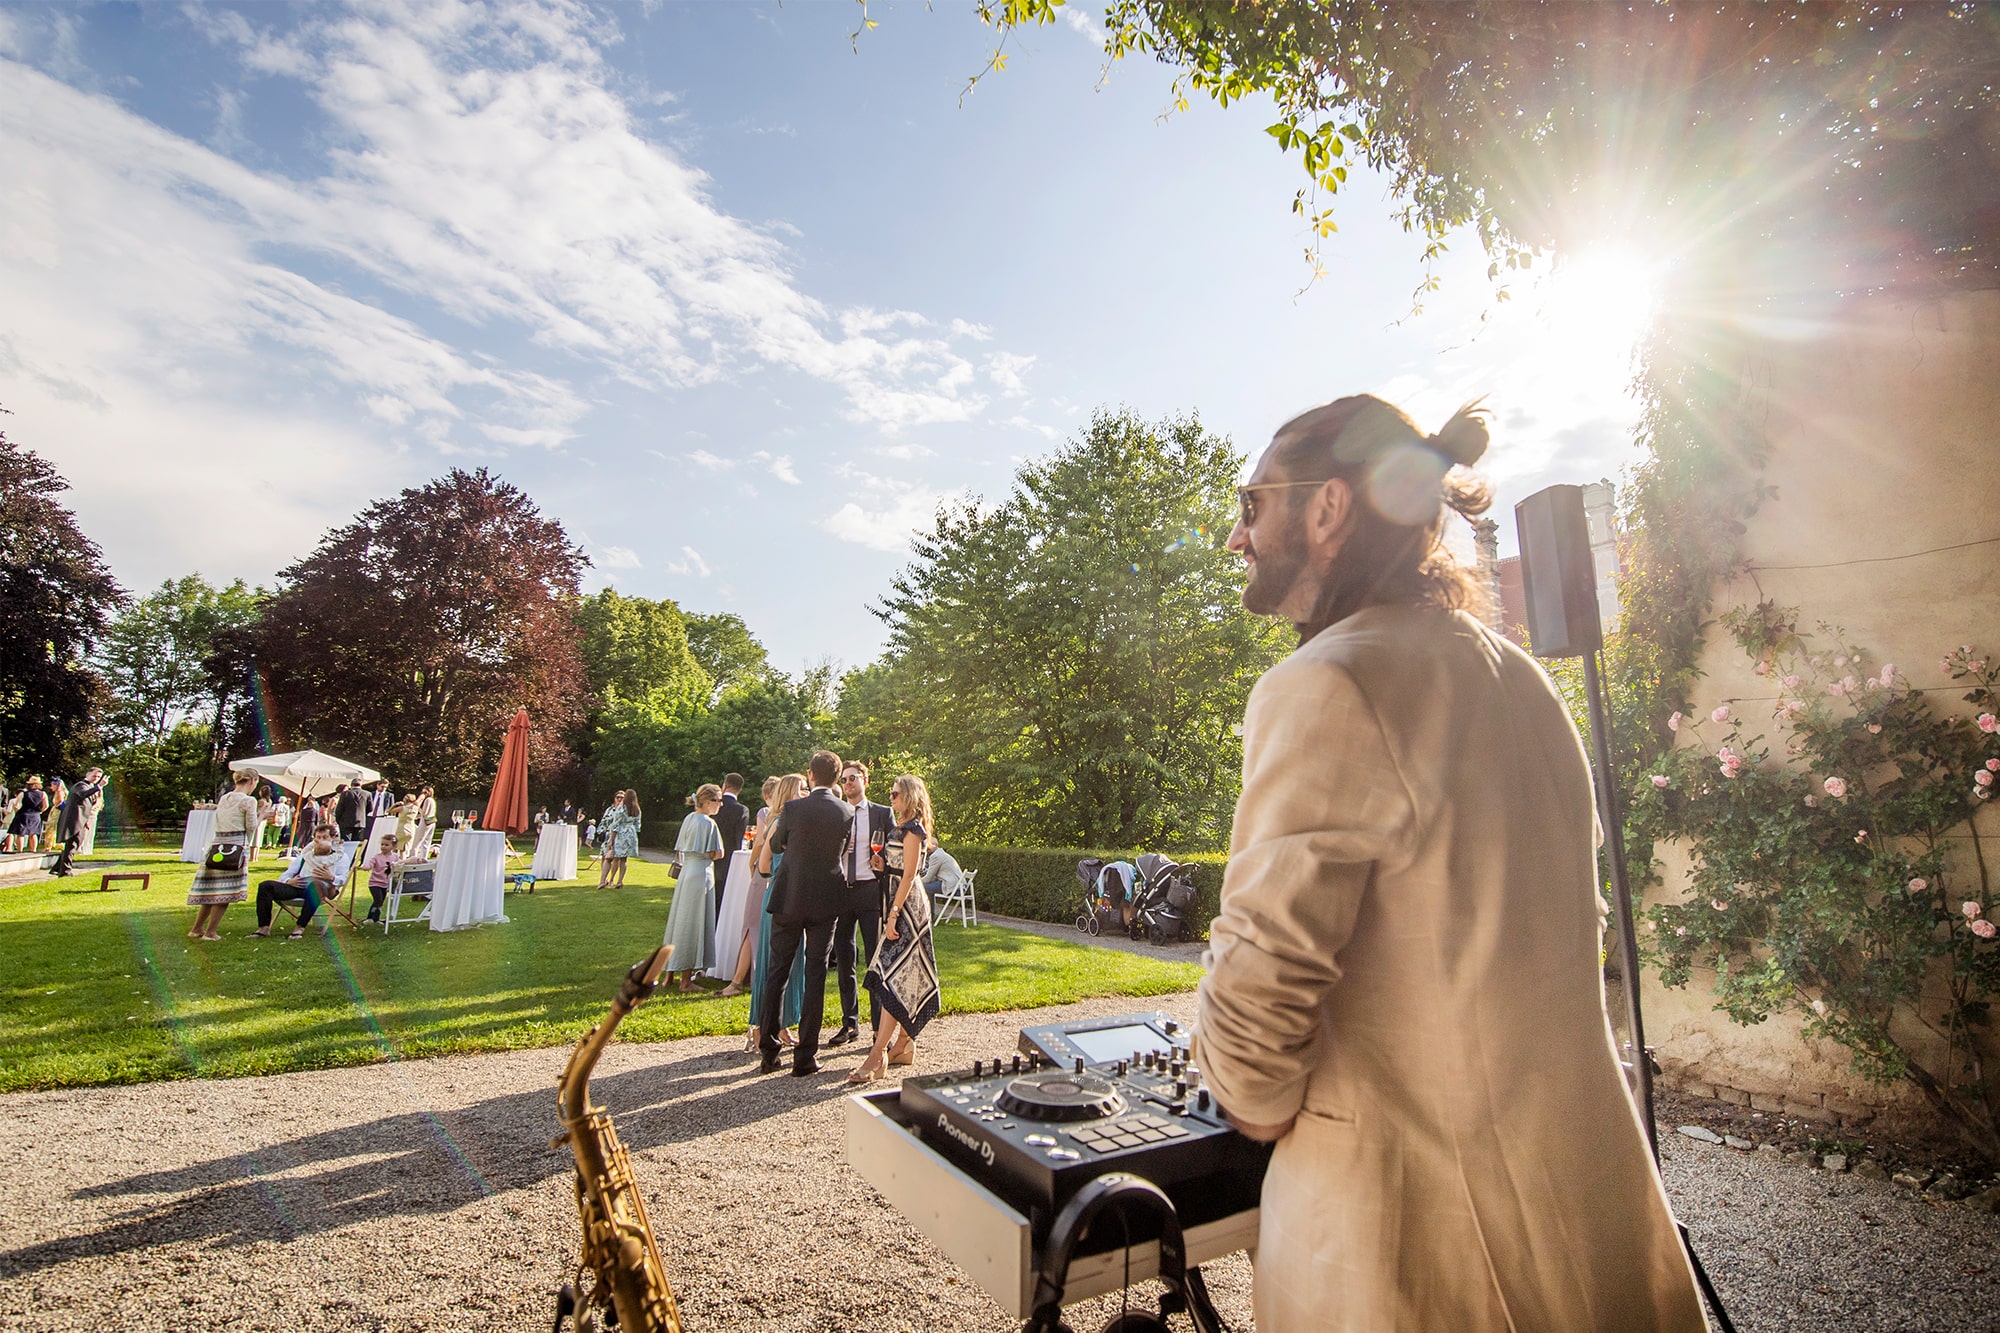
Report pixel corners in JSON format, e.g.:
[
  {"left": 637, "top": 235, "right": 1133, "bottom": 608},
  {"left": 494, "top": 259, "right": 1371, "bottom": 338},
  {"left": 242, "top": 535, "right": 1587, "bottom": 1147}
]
[
  {"left": 1175, "top": 1078, "right": 1187, "bottom": 1099},
  {"left": 996, "top": 1070, "right": 1127, "bottom": 1122},
  {"left": 1163, "top": 1019, "right": 1180, "bottom": 1035},
  {"left": 1012, "top": 1054, "right": 1023, "bottom": 1073},
  {"left": 1074, "top": 1056, "right": 1085, "bottom": 1074},
  {"left": 1116, "top": 1059, "right": 1129, "bottom": 1076},
  {"left": 1196, "top": 1089, "right": 1211, "bottom": 1112}
]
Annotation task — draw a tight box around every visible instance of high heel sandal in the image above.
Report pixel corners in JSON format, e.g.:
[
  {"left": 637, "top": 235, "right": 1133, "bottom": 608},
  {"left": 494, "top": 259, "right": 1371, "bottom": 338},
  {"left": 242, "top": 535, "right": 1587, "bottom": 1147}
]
[
  {"left": 845, "top": 1064, "right": 884, "bottom": 1086},
  {"left": 888, "top": 1041, "right": 915, "bottom": 1067}
]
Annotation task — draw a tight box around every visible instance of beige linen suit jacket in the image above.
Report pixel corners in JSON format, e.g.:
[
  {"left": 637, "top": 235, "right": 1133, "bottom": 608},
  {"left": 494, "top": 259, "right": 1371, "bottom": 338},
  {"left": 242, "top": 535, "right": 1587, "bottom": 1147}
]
[{"left": 1195, "top": 606, "right": 1705, "bottom": 1332}]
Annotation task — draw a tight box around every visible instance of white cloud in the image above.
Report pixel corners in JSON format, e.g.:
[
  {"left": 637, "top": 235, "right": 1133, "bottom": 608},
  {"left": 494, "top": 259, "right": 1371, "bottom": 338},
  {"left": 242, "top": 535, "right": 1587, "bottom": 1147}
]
[
  {"left": 599, "top": 545, "right": 642, "bottom": 570},
  {"left": 1005, "top": 415, "right": 1063, "bottom": 441},
  {"left": 986, "top": 351, "right": 1035, "bottom": 397},
  {"left": 687, "top": 449, "right": 733, "bottom": 470},
  {"left": 822, "top": 469, "right": 959, "bottom": 552},
  {"left": 667, "top": 545, "right": 712, "bottom": 577},
  {"left": 749, "top": 450, "right": 801, "bottom": 484},
  {"left": 0, "top": 0, "right": 1026, "bottom": 517}
]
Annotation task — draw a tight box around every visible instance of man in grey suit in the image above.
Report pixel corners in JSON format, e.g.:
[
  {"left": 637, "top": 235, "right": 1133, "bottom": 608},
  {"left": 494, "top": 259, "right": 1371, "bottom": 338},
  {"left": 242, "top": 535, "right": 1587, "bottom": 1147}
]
[{"left": 759, "top": 750, "right": 852, "bottom": 1076}]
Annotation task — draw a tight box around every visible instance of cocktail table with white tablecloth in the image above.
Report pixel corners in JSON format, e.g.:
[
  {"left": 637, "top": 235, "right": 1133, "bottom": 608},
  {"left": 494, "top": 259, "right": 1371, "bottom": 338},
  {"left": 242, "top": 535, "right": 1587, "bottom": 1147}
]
[
  {"left": 429, "top": 829, "right": 509, "bottom": 932},
  {"left": 179, "top": 808, "right": 217, "bottom": 862},
  {"left": 708, "top": 849, "right": 757, "bottom": 981},
  {"left": 363, "top": 814, "right": 400, "bottom": 853},
  {"left": 531, "top": 822, "right": 579, "bottom": 881}
]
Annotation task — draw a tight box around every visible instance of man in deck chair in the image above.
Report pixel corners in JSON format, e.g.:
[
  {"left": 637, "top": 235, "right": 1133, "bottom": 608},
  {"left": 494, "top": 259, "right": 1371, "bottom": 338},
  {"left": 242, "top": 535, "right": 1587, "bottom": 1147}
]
[{"left": 250, "top": 825, "right": 345, "bottom": 939}]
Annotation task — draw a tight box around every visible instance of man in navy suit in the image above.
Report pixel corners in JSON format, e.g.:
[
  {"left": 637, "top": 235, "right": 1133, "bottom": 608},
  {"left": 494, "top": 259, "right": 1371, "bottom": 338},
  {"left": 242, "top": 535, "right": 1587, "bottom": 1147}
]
[
  {"left": 759, "top": 750, "right": 852, "bottom": 1076},
  {"left": 713, "top": 773, "right": 749, "bottom": 857},
  {"left": 827, "top": 759, "right": 895, "bottom": 1048}
]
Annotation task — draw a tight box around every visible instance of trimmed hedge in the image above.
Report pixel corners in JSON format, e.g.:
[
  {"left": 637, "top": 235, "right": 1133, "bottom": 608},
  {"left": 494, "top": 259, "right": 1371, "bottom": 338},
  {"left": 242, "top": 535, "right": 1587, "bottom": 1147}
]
[{"left": 949, "top": 845, "right": 1229, "bottom": 942}]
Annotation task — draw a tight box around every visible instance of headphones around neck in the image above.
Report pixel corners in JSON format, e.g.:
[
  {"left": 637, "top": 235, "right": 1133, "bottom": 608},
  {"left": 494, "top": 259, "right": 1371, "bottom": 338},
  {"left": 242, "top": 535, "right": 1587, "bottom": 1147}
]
[{"left": 1021, "top": 1174, "right": 1227, "bottom": 1333}]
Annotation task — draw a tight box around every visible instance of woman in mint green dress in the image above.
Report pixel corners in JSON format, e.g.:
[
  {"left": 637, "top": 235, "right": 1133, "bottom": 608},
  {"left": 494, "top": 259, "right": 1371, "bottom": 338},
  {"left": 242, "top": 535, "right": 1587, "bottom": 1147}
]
[{"left": 663, "top": 785, "right": 724, "bottom": 992}]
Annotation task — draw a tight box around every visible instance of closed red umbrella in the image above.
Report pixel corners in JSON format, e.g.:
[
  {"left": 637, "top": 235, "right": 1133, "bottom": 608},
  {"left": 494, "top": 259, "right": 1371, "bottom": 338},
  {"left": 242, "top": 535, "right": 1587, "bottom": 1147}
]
[{"left": 482, "top": 708, "right": 532, "bottom": 835}]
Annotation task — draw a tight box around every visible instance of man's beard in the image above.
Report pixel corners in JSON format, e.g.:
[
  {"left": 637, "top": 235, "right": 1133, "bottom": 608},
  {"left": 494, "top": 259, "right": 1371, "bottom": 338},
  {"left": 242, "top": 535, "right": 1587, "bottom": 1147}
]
[{"left": 1241, "top": 520, "right": 1310, "bottom": 617}]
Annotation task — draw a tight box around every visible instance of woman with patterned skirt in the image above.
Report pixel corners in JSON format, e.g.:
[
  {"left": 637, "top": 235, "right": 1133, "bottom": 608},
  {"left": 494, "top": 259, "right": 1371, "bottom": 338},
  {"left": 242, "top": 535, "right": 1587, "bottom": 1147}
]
[
  {"left": 848, "top": 775, "right": 942, "bottom": 1085},
  {"left": 187, "top": 770, "right": 260, "bottom": 940}
]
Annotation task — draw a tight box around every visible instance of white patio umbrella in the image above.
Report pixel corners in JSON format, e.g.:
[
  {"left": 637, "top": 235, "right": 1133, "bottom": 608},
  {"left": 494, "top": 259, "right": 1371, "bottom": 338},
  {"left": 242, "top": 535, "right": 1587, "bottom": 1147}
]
[{"left": 229, "top": 750, "right": 382, "bottom": 803}]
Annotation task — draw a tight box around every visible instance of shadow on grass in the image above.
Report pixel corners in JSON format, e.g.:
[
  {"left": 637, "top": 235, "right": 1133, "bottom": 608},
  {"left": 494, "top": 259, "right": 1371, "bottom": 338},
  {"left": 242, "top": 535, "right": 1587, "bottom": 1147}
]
[{"left": 0, "top": 1046, "right": 796, "bottom": 1278}]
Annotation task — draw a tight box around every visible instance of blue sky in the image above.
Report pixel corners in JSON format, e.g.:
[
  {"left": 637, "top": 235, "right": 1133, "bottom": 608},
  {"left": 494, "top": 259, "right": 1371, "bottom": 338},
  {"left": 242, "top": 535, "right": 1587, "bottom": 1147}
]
[{"left": 0, "top": 0, "right": 1660, "bottom": 674}]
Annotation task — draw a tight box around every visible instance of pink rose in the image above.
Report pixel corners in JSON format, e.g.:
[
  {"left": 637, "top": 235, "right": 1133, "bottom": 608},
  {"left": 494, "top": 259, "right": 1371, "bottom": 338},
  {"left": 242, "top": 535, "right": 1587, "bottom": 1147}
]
[
  {"left": 1668, "top": 711, "right": 1682, "bottom": 732},
  {"left": 1823, "top": 776, "right": 1848, "bottom": 798},
  {"left": 1964, "top": 901, "right": 1982, "bottom": 919},
  {"left": 1975, "top": 919, "right": 1998, "bottom": 940},
  {"left": 1754, "top": 660, "right": 1771, "bottom": 676},
  {"left": 1987, "top": 758, "right": 2000, "bottom": 772},
  {"left": 1652, "top": 774, "right": 1671, "bottom": 788},
  {"left": 1711, "top": 705, "right": 1732, "bottom": 724},
  {"left": 1855, "top": 830, "right": 1870, "bottom": 843},
  {"left": 1810, "top": 998, "right": 1828, "bottom": 1016},
  {"left": 1977, "top": 770, "right": 1994, "bottom": 788},
  {"left": 1675, "top": 926, "right": 1687, "bottom": 937},
  {"left": 1867, "top": 723, "right": 1882, "bottom": 734},
  {"left": 1827, "top": 680, "right": 1848, "bottom": 698},
  {"left": 1783, "top": 674, "right": 1801, "bottom": 689},
  {"left": 1804, "top": 794, "right": 1819, "bottom": 807},
  {"left": 1878, "top": 662, "right": 1896, "bottom": 682},
  {"left": 1978, "top": 714, "right": 1998, "bottom": 734},
  {"left": 1909, "top": 877, "right": 1928, "bottom": 894}
]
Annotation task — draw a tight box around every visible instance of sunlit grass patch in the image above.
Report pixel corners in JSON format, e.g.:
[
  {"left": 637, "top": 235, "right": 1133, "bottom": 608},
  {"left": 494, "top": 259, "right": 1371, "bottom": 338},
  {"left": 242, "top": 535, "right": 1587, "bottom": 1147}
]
[{"left": 0, "top": 850, "right": 1200, "bottom": 1090}]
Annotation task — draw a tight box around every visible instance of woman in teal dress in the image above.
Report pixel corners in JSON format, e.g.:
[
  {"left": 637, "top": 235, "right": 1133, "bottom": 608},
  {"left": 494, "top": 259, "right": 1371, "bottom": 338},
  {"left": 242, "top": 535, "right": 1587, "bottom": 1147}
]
[
  {"left": 663, "top": 785, "right": 724, "bottom": 992},
  {"left": 747, "top": 772, "right": 806, "bottom": 1050}
]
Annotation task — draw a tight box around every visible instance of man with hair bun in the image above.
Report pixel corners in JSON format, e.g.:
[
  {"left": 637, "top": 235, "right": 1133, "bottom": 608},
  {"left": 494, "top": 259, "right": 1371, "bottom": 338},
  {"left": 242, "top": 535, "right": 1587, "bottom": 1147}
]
[{"left": 1195, "top": 396, "right": 1705, "bottom": 1331}]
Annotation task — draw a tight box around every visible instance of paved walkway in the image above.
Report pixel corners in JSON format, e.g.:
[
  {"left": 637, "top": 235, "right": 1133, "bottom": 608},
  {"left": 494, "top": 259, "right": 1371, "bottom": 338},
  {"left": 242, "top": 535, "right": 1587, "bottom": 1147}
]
[{"left": 6, "top": 991, "right": 1996, "bottom": 1331}]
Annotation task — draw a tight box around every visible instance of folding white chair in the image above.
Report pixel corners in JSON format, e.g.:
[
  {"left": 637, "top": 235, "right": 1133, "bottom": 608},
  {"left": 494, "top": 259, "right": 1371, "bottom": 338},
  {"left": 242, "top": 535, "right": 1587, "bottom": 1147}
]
[
  {"left": 383, "top": 859, "right": 436, "bottom": 933},
  {"left": 935, "top": 867, "right": 978, "bottom": 927}
]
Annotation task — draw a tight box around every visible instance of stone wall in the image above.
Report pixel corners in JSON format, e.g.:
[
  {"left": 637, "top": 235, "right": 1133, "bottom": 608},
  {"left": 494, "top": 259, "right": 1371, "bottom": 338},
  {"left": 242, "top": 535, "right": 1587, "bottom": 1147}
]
[{"left": 1644, "top": 286, "right": 2000, "bottom": 1130}]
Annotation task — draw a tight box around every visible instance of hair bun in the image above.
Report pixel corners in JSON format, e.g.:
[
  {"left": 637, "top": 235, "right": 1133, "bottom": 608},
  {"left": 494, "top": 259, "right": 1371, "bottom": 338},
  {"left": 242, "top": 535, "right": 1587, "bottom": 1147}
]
[{"left": 1427, "top": 402, "right": 1490, "bottom": 468}]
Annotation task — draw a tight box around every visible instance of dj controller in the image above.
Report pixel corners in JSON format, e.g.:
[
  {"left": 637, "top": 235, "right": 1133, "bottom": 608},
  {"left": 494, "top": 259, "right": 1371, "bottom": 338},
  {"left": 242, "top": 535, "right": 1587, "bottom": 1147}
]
[{"left": 897, "top": 1012, "right": 1271, "bottom": 1230}]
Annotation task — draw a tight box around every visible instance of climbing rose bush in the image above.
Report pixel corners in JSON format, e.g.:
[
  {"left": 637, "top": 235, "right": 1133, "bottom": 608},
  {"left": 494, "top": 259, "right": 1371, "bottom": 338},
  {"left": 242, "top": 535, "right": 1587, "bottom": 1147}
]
[{"left": 1631, "top": 609, "right": 2000, "bottom": 1161}]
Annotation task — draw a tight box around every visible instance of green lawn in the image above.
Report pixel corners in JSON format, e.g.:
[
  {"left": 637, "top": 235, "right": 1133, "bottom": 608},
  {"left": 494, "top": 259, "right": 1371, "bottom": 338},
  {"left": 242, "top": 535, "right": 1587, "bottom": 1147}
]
[{"left": 0, "top": 850, "right": 1201, "bottom": 1092}]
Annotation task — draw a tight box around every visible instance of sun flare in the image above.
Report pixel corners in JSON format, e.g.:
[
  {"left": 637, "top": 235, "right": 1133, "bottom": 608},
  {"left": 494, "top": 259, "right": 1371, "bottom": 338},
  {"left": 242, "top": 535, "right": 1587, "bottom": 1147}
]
[{"left": 1539, "top": 246, "right": 1665, "bottom": 360}]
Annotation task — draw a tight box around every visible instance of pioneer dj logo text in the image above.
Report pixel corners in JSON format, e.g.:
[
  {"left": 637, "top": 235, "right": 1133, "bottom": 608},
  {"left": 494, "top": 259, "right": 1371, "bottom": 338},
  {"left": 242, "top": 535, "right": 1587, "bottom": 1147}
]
[{"left": 936, "top": 1113, "right": 996, "bottom": 1166}]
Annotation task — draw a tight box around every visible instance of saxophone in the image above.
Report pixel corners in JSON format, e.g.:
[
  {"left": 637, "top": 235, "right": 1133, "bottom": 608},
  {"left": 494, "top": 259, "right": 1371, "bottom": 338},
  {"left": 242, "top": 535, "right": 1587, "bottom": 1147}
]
[{"left": 553, "top": 945, "right": 685, "bottom": 1333}]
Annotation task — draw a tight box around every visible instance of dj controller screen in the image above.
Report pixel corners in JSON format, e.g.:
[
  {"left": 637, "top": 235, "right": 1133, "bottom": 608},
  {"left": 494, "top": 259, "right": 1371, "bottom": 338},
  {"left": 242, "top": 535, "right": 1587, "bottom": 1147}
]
[{"left": 1065, "top": 1023, "right": 1175, "bottom": 1065}]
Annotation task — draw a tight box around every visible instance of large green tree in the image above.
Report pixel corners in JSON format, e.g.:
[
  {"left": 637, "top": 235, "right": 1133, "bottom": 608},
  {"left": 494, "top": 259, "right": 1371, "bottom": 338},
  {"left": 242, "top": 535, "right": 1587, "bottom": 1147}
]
[
  {"left": 575, "top": 590, "right": 712, "bottom": 719},
  {"left": 97, "top": 574, "right": 264, "bottom": 747},
  {"left": 254, "top": 469, "right": 590, "bottom": 793},
  {"left": 0, "top": 414, "right": 122, "bottom": 780},
  {"left": 684, "top": 612, "right": 773, "bottom": 699},
  {"left": 867, "top": 408, "right": 1288, "bottom": 850}
]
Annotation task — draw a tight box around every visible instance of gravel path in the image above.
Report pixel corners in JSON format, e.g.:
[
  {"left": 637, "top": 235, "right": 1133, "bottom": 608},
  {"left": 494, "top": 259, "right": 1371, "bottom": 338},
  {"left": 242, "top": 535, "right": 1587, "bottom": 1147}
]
[{"left": 2, "top": 990, "right": 1995, "bottom": 1332}]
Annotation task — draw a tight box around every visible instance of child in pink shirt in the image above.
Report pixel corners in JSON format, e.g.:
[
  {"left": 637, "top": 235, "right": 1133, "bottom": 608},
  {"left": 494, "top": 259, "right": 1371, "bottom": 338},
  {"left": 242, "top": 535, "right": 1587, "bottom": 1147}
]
[{"left": 362, "top": 834, "right": 403, "bottom": 924}]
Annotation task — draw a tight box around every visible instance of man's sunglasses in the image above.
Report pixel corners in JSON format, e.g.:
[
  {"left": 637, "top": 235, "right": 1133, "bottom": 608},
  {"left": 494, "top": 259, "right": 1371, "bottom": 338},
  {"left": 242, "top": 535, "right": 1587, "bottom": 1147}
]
[{"left": 1236, "top": 480, "right": 1326, "bottom": 527}]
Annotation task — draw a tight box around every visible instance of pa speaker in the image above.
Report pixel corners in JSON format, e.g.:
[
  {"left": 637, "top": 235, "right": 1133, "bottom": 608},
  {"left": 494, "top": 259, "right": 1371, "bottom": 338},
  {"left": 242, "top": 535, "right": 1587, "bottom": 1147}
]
[{"left": 1514, "top": 484, "right": 1602, "bottom": 659}]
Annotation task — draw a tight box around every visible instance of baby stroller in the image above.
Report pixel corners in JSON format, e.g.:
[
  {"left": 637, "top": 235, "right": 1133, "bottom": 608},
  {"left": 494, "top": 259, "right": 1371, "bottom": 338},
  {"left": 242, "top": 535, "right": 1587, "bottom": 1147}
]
[
  {"left": 1075, "top": 857, "right": 1140, "bottom": 938},
  {"left": 1132, "top": 853, "right": 1199, "bottom": 946}
]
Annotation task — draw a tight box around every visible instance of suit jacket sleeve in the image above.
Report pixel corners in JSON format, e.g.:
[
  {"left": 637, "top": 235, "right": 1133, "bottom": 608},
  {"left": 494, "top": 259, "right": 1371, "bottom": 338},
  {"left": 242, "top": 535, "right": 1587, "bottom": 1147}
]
[{"left": 1195, "top": 654, "right": 1416, "bottom": 1128}]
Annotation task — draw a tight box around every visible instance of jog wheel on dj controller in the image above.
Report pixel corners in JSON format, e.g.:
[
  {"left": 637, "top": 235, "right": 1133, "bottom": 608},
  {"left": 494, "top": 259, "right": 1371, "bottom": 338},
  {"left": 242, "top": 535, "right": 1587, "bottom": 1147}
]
[{"left": 995, "top": 1071, "right": 1127, "bottom": 1123}]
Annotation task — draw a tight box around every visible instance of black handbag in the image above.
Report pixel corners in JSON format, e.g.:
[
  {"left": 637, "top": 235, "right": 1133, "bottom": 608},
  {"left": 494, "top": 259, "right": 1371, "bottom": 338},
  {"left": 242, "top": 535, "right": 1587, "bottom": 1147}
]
[{"left": 204, "top": 841, "right": 249, "bottom": 874}]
